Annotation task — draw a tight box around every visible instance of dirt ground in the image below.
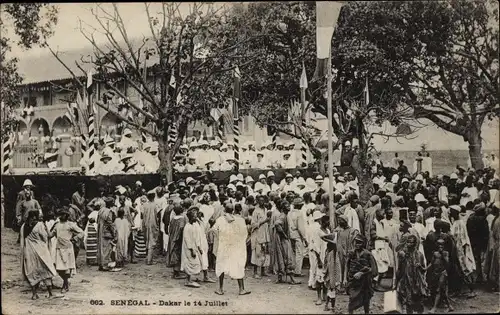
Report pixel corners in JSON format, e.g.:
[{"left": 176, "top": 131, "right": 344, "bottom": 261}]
[{"left": 2, "top": 228, "right": 499, "bottom": 315}]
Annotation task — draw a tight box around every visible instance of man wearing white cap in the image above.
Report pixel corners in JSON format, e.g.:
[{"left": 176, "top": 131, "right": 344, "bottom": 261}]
[
  {"left": 246, "top": 141, "right": 257, "bottom": 168},
  {"left": 266, "top": 171, "right": 279, "bottom": 191},
  {"left": 120, "top": 153, "right": 139, "bottom": 174},
  {"left": 256, "top": 174, "right": 271, "bottom": 195},
  {"left": 184, "top": 156, "right": 197, "bottom": 172},
  {"left": 282, "top": 173, "right": 296, "bottom": 193},
  {"left": 94, "top": 151, "right": 119, "bottom": 176},
  {"left": 253, "top": 152, "right": 269, "bottom": 169},
  {"left": 117, "top": 128, "right": 138, "bottom": 151},
  {"left": 281, "top": 151, "right": 296, "bottom": 169},
  {"left": 144, "top": 142, "right": 160, "bottom": 173}
]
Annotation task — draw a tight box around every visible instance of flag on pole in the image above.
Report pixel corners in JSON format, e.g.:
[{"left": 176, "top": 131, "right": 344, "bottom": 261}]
[
  {"left": 86, "top": 69, "right": 94, "bottom": 94},
  {"left": 313, "top": 2, "right": 343, "bottom": 80},
  {"left": 300, "top": 63, "right": 308, "bottom": 89},
  {"left": 363, "top": 77, "right": 370, "bottom": 106},
  {"left": 233, "top": 66, "right": 241, "bottom": 103},
  {"left": 169, "top": 72, "right": 176, "bottom": 89}
]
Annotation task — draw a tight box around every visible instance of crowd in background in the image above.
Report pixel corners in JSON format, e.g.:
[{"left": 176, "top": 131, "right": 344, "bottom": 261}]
[
  {"left": 78, "top": 129, "right": 312, "bottom": 175},
  {"left": 12, "top": 149, "right": 500, "bottom": 313}
]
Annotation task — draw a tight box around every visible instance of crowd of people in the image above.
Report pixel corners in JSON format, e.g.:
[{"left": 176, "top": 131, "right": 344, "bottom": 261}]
[
  {"left": 12, "top": 151, "right": 500, "bottom": 313},
  {"left": 79, "top": 129, "right": 310, "bottom": 175}
]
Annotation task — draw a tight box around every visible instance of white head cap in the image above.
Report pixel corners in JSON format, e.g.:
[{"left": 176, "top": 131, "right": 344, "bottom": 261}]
[{"left": 23, "top": 179, "right": 34, "bottom": 187}]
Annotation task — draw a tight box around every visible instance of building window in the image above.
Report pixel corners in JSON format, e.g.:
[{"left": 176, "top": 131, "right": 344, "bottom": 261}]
[
  {"left": 23, "top": 97, "right": 37, "bottom": 107},
  {"left": 42, "top": 90, "right": 51, "bottom": 106}
]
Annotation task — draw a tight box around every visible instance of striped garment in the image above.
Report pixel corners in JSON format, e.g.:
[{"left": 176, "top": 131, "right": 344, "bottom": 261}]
[
  {"left": 134, "top": 230, "right": 147, "bottom": 258},
  {"left": 85, "top": 224, "right": 98, "bottom": 265}
]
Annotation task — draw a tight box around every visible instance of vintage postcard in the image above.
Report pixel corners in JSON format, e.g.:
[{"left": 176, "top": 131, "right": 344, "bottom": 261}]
[{"left": 1, "top": 2, "right": 499, "bottom": 314}]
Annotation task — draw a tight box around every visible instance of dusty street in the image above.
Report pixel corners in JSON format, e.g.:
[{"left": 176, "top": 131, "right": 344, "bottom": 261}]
[{"left": 2, "top": 228, "right": 498, "bottom": 314}]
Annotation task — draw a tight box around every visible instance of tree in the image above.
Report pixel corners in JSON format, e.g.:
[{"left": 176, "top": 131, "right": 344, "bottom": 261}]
[
  {"left": 51, "top": 3, "right": 260, "bottom": 181},
  {"left": 347, "top": 0, "right": 499, "bottom": 169},
  {"left": 0, "top": 4, "right": 59, "bottom": 141},
  {"left": 232, "top": 2, "right": 416, "bottom": 202}
]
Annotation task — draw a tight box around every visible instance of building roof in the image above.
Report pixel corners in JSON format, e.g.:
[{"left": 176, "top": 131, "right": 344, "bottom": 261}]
[
  {"left": 17, "top": 46, "right": 97, "bottom": 85},
  {"left": 17, "top": 38, "right": 159, "bottom": 85}
]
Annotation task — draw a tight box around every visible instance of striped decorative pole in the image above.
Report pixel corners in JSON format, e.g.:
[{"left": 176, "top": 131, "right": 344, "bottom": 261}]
[
  {"left": 2, "top": 134, "right": 12, "bottom": 174},
  {"left": 300, "top": 129, "right": 308, "bottom": 167},
  {"left": 168, "top": 124, "right": 178, "bottom": 148},
  {"left": 217, "top": 116, "right": 224, "bottom": 142},
  {"left": 271, "top": 127, "right": 277, "bottom": 149},
  {"left": 80, "top": 134, "right": 87, "bottom": 153},
  {"left": 233, "top": 118, "right": 240, "bottom": 164},
  {"left": 87, "top": 107, "right": 96, "bottom": 171}
]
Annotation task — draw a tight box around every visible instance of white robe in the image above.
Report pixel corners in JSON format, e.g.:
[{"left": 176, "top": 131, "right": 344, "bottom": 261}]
[
  {"left": 195, "top": 221, "right": 209, "bottom": 271},
  {"left": 344, "top": 206, "right": 360, "bottom": 233},
  {"left": 181, "top": 222, "right": 202, "bottom": 275},
  {"left": 214, "top": 215, "right": 247, "bottom": 279},
  {"left": 199, "top": 204, "right": 215, "bottom": 227}
]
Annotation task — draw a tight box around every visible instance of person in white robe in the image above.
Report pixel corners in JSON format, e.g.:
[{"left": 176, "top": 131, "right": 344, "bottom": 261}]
[
  {"left": 181, "top": 209, "right": 202, "bottom": 288},
  {"left": 371, "top": 209, "right": 391, "bottom": 281},
  {"left": 214, "top": 203, "right": 251, "bottom": 295}
]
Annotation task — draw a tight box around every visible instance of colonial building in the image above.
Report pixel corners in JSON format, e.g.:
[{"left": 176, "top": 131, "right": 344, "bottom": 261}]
[{"left": 6, "top": 46, "right": 326, "bottom": 172}]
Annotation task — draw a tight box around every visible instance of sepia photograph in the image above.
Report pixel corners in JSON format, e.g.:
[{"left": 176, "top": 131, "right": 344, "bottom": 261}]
[{"left": 1, "top": 1, "right": 499, "bottom": 314}]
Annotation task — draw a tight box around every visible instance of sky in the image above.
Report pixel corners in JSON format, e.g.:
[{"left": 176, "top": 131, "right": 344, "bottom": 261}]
[{"left": 5, "top": 3, "right": 499, "bottom": 152}]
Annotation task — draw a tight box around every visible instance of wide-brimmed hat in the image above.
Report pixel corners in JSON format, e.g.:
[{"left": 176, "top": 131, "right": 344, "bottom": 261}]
[
  {"left": 312, "top": 210, "right": 325, "bottom": 221},
  {"left": 120, "top": 153, "right": 133, "bottom": 163},
  {"left": 23, "top": 179, "right": 34, "bottom": 187}
]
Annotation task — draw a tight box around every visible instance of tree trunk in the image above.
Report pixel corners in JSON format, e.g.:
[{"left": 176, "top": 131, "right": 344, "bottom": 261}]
[
  {"left": 467, "top": 129, "right": 484, "bottom": 170},
  {"left": 158, "top": 137, "right": 174, "bottom": 183},
  {"left": 352, "top": 158, "right": 373, "bottom": 205}
]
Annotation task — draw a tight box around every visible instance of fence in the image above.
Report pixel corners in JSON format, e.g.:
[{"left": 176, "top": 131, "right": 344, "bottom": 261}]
[{"left": 11, "top": 144, "right": 83, "bottom": 169}]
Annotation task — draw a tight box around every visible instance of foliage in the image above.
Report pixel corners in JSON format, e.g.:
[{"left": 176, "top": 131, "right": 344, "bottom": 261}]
[
  {"left": 348, "top": 0, "right": 499, "bottom": 168},
  {"left": 49, "top": 3, "right": 262, "bottom": 177},
  {"left": 0, "top": 4, "right": 59, "bottom": 141},
  {"left": 232, "top": 2, "right": 414, "bottom": 168}
]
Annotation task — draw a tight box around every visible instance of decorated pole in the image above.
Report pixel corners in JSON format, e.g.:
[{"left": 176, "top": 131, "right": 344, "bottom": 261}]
[
  {"left": 86, "top": 70, "right": 96, "bottom": 172},
  {"left": 315, "top": 1, "right": 343, "bottom": 228},
  {"left": 2, "top": 134, "right": 12, "bottom": 174},
  {"left": 233, "top": 65, "right": 241, "bottom": 168},
  {"left": 300, "top": 62, "right": 308, "bottom": 167}
]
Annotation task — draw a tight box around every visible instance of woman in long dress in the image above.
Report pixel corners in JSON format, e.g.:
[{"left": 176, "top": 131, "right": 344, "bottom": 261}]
[
  {"left": 51, "top": 208, "right": 84, "bottom": 293},
  {"left": 84, "top": 203, "right": 100, "bottom": 266},
  {"left": 133, "top": 196, "right": 147, "bottom": 259},
  {"left": 21, "top": 211, "right": 59, "bottom": 300}
]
